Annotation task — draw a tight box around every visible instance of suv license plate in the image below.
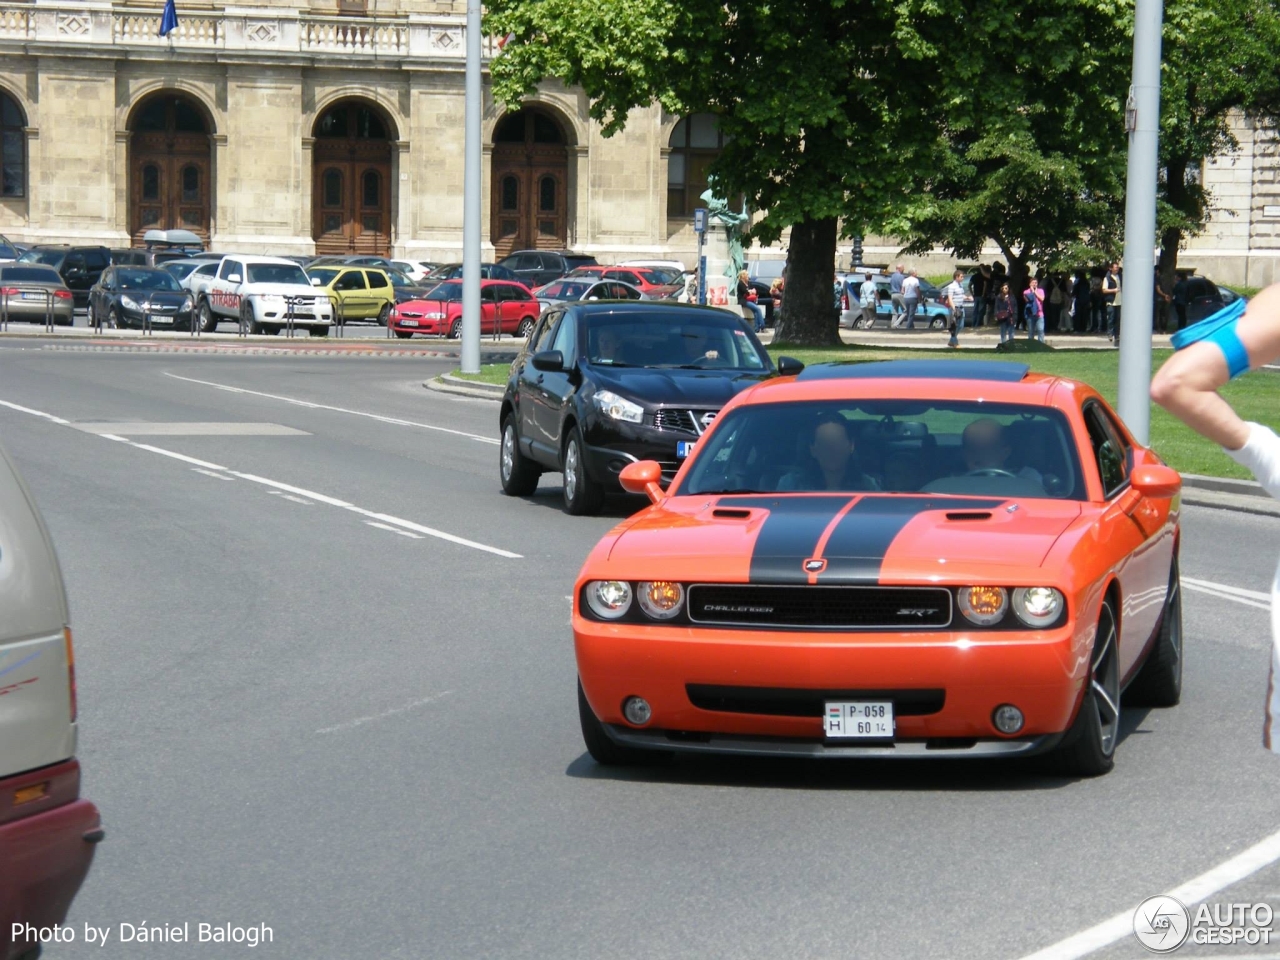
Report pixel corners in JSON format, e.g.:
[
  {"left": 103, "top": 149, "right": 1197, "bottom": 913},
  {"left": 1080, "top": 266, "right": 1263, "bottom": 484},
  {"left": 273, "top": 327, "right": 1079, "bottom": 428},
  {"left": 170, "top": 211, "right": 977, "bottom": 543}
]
[
  {"left": 676, "top": 441, "right": 695, "bottom": 458},
  {"left": 824, "top": 701, "right": 894, "bottom": 739}
]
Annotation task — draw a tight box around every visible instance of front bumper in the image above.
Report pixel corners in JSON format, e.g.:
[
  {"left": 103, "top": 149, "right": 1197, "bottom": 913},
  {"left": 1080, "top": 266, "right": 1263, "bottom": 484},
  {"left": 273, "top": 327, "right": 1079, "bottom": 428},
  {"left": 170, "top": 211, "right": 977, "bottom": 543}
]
[
  {"left": 581, "top": 419, "right": 702, "bottom": 485},
  {"left": 576, "top": 615, "right": 1088, "bottom": 754},
  {"left": 123, "top": 306, "right": 190, "bottom": 326},
  {"left": 391, "top": 316, "right": 449, "bottom": 335}
]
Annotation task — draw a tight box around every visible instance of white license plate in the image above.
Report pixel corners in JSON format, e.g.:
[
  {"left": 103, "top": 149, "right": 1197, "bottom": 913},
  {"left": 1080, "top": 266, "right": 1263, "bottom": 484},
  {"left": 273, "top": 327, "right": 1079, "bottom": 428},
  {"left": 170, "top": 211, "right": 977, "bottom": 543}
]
[
  {"left": 676, "top": 440, "right": 696, "bottom": 458},
  {"left": 21, "top": 292, "right": 42, "bottom": 300},
  {"left": 399, "top": 320, "right": 419, "bottom": 327},
  {"left": 823, "top": 701, "right": 894, "bottom": 739}
]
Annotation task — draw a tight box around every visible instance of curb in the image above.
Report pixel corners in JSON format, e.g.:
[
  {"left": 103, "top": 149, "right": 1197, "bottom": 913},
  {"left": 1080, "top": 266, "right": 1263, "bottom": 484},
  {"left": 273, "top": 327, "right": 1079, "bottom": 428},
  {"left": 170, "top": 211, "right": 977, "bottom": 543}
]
[
  {"left": 36, "top": 342, "right": 456, "bottom": 358},
  {"left": 425, "top": 374, "right": 505, "bottom": 400},
  {"left": 1181, "top": 472, "right": 1268, "bottom": 499},
  {"left": 1181, "top": 487, "right": 1280, "bottom": 518}
]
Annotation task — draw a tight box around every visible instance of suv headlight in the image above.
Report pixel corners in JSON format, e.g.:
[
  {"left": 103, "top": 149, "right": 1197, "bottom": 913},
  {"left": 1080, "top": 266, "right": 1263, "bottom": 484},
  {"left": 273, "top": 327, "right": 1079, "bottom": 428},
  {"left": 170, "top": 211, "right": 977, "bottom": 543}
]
[
  {"left": 1012, "top": 587, "right": 1064, "bottom": 627},
  {"left": 637, "top": 581, "right": 685, "bottom": 620},
  {"left": 958, "top": 586, "right": 1008, "bottom": 626},
  {"left": 120, "top": 295, "right": 139, "bottom": 310},
  {"left": 584, "top": 581, "right": 632, "bottom": 620},
  {"left": 594, "top": 390, "right": 644, "bottom": 423}
]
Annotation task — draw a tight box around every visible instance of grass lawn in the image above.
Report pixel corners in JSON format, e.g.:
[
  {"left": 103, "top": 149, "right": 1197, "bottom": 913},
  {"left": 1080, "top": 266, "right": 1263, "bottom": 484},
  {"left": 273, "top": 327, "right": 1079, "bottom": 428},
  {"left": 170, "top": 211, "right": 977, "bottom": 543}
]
[
  {"left": 766, "top": 343, "right": 1279, "bottom": 480},
  {"left": 451, "top": 343, "right": 1277, "bottom": 479}
]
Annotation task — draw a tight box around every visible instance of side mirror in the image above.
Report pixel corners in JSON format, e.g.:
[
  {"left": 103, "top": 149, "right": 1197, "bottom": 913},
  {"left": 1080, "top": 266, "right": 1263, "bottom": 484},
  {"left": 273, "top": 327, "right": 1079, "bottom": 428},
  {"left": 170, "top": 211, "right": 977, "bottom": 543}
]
[
  {"left": 228, "top": 273, "right": 242, "bottom": 284},
  {"left": 1130, "top": 464, "right": 1181, "bottom": 499},
  {"left": 776, "top": 356, "right": 805, "bottom": 377},
  {"left": 531, "top": 350, "right": 564, "bottom": 372},
  {"left": 619, "top": 460, "right": 666, "bottom": 504},
  {"left": 310, "top": 277, "right": 322, "bottom": 286}
]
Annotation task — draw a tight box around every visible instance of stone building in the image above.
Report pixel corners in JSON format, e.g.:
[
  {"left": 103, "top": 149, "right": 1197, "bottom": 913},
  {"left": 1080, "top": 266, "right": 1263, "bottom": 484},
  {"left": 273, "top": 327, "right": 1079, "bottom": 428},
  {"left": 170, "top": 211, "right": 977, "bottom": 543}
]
[{"left": 1, "top": 1, "right": 1277, "bottom": 283}]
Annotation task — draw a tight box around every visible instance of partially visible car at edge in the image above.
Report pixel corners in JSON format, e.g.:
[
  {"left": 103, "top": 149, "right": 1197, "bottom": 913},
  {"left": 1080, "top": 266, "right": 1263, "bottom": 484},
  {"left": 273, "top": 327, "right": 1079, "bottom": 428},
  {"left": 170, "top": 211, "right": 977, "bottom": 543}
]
[
  {"left": 304, "top": 265, "right": 395, "bottom": 325},
  {"left": 88, "top": 266, "right": 195, "bottom": 330},
  {"left": 498, "top": 250, "right": 599, "bottom": 288},
  {"left": 533, "top": 278, "right": 643, "bottom": 311},
  {"left": 17, "top": 246, "right": 111, "bottom": 308},
  {"left": 425, "top": 262, "right": 520, "bottom": 284},
  {"left": 0, "top": 264, "right": 75, "bottom": 325}
]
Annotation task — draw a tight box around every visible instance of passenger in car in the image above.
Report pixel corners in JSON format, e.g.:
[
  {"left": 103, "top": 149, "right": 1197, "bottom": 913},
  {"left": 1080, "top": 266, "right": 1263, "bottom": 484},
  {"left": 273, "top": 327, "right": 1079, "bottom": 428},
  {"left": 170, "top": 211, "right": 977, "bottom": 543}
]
[{"left": 778, "top": 414, "right": 881, "bottom": 492}]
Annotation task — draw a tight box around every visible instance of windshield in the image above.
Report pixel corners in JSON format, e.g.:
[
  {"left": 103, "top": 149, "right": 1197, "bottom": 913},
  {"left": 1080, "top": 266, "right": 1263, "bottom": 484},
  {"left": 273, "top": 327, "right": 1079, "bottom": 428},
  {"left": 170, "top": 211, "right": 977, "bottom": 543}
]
[
  {"left": 678, "top": 399, "right": 1084, "bottom": 500},
  {"left": 567, "top": 267, "right": 602, "bottom": 279},
  {"left": 246, "top": 263, "right": 309, "bottom": 285},
  {"left": 427, "top": 265, "right": 460, "bottom": 281},
  {"left": 118, "top": 269, "right": 182, "bottom": 291},
  {"left": 423, "top": 282, "right": 464, "bottom": 302},
  {"left": 19, "top": 249, "right": 67, "bottom": 267},
  {"left": 0, "top": 266, "right": 62, "bottom": 284},
  {"left": 538, "top": 280, "right": 593, "bottom": 300},
  {"left": 306, "top": 267, "right": 341, "bottom": 286},
  {"left": 586, "top": 315, "right": 769, "bottom": 370},
  {"left": 163, "top": 262, "right": 200, "bottom": 280},
  {"left": 641, "top": 267, "right": 681, "bottom": 284}
]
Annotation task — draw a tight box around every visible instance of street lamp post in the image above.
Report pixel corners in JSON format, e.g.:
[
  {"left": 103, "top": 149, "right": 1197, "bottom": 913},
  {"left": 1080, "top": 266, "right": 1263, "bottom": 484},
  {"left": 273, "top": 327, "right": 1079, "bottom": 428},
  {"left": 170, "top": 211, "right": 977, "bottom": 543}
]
[
  {"left": 1117, "top": 0, "right": 1165, "bottom": 445},
  {"left": 461, "top": 0, "right": 483, "bottom": 375}
]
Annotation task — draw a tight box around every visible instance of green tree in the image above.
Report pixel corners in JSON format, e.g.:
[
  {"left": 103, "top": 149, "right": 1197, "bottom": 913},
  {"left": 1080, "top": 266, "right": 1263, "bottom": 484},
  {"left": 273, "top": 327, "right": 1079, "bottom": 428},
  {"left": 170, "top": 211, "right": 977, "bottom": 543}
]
[
  {"left": 1156, "top": 0, "right": 1280, "bottom": 324},
  {"left": 486, "top": 0, "right": 944, "bottom": 345}
]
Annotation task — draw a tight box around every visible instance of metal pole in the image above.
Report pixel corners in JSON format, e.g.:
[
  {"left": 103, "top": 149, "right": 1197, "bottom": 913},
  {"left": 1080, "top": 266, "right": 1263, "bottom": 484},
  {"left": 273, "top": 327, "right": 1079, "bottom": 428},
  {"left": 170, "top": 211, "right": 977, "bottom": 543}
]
[
  {"left": 460, "top": 0, "right": 482, "bottom": 374},
  {"left": 1117, "top": 0, "right": 1164, "bottom": 445}
]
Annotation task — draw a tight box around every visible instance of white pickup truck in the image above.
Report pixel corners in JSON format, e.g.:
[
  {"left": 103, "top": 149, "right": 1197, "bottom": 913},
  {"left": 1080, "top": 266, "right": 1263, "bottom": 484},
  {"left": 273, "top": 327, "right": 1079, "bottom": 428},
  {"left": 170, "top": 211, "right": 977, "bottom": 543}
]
[{"left": 195, "top": 255, "right": 335, "bottom": 335}]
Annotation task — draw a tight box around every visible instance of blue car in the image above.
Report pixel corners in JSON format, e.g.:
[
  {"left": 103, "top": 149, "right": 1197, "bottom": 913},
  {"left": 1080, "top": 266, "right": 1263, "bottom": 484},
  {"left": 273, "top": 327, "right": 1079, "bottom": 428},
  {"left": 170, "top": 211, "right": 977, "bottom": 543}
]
[{"left": 839, "top": 278, "right": 950, "bottom": 330}]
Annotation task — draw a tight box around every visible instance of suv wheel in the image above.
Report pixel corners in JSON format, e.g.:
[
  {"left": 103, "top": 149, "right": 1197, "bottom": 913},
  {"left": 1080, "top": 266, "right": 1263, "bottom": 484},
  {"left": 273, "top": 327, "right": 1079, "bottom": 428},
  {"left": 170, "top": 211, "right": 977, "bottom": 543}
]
[
  {"left": 500, "top": 413, "right": 540, "bottom": 496},
  {"left": 1050, "top": 599, "right": 1120, "bottom": 777},
  {"left": 448, "top": 318, "right": 462, "bottom": 340},
  {"left": 562, "top": 426, "right": 605, "bottom": 515},
  {"left": 198, "top": 299, "right": 217, "bottom": 332},
  {"left": 240, "top": 301, "right": 262, "bottom": 335}
]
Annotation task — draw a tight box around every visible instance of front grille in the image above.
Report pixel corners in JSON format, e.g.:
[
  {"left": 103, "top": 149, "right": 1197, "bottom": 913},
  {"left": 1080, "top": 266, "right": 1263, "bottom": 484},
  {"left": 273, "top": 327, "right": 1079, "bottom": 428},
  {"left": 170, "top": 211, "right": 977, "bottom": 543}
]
[
  {"left": 687, "top": 684, "right": 945, "bottom": 717},
  {"left": 651, "top": 408, "right": 718, "bottom": 435},
  {"left": 687, "top": 584, "right": 952, "bottom": 630}
]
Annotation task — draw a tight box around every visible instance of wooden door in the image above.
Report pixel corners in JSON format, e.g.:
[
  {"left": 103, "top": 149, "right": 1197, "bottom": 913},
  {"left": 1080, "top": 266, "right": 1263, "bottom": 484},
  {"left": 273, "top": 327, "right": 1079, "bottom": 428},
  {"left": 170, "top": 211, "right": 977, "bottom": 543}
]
[
  {"left": 313, "top": 144, "right": 391, "bottom": 256},
  {"left": 491, "top": 157, "right": 567, "bottom": 260},
  {"left": 130, "top": 135, "right": 210, "bottom": 245}
]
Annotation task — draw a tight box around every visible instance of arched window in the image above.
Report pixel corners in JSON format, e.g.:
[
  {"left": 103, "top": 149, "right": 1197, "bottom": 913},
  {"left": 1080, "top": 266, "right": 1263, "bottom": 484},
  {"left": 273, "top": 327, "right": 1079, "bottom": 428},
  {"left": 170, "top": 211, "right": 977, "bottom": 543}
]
[
  {"left": 1, "top": 92, "right": 26, "bottom": 199},
  {"left": 667, "top": 113, "right": 726, "bottom": 218},
  {"left": 142, "top": 164, "right": 161, "bottom": 201},
  {"left": 181, "top": 165, "right": 200, "bottom": 203},
  {"left": 362, "top": 170, "right": 380, "bottom": 207},
  {"left": 501, "top": 175, "right": 519, "bottom": 212},
  {"left": 539, "top": 175, "right": 557, "bottom": 212},
  {"left": 323, "top": 169, "right": 343, "bottom": 207}
]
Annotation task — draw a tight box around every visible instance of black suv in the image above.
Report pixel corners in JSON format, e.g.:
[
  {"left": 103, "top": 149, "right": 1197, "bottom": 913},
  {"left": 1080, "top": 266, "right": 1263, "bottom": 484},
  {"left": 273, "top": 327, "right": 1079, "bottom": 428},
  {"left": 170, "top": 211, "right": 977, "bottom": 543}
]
[
  {"left": 18, "top": 245, "right": 110, "bottom": 307},
  {"left": 498, "top": 250, "right": 598, "bottom": 289},
  {"left": 499, "top": 301, "right": 779, "bottom": 514}
]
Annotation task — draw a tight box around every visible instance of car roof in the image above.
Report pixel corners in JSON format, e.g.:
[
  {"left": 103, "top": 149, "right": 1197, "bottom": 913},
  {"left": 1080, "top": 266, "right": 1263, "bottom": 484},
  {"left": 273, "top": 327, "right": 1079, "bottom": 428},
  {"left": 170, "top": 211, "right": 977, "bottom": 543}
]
[
  {"left": 798, "top": 360, "right": 1030, "bottom": 382},
  {"left": 566, "top": 301, "right": 748, "bottom": 322},
  {"left": 113, "top": 265, "right": 171, "bottom": 275},
  {"left": 220, "top": 255, "right": 301, "bottom": 265}
]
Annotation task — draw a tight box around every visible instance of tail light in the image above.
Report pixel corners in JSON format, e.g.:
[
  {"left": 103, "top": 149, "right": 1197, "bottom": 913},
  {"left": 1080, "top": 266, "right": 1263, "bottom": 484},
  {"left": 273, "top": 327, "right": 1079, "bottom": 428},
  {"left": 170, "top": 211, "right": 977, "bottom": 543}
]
[
  {"left": 841, "top": 292, "right": 849, "bottom": 311},
  {"left": 0, "top": 287, "right": 16, "bottom": 296},
  {"left": 65, "top": 627, "right": 77, "bottom": 722},
  {"left": 54, "top": 289, "right": 74, "bottom": 300}
]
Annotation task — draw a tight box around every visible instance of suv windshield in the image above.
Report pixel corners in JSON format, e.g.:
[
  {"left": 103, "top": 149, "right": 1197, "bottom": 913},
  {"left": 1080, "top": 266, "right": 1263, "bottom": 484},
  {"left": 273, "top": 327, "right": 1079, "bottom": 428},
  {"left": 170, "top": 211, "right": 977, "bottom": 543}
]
[
  {"left": 306, "top": 267, "right": 341, "bottom": 286},
  {"left": 246, "top": 263, "right": 309, "bottom": 286},
  {"left": 19, "top": 249, "right": 68, "bottom": 267},
  {"left": 585, "top": 314, "right": 768, "bottom": 371},
  {"left": 539, "top": 280, "right": 593, "bottom": 300},
  {"left": 423, "top": 282, "right": 464, "bottom": 302},
  {"left": 118, "top": 269, "right": 182, "bottom": 291},
  {"left": 678, "top": 399, "right": 1084, "bottom": 500}
]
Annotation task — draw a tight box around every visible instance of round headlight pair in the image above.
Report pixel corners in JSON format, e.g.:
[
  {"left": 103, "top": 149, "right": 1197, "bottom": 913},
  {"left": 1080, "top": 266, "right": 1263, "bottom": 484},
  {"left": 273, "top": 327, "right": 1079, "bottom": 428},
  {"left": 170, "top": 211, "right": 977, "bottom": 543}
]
[
  {"left": 958, "top": 586, "right": 1065, "bottom": 628},
  {"left": 584, "top": 580, "right": 684, "bottom": 621}
]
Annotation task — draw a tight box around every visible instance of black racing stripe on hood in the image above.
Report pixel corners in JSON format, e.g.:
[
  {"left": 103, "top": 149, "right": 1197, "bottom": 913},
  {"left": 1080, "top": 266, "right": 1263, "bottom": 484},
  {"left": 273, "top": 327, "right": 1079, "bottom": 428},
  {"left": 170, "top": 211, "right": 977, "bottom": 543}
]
[
  {"left": 818, "top": 497, "right": 1005, "bottom": 584},
  {"left": 723, "top": 496, "right": 855, "bottom": 584}
]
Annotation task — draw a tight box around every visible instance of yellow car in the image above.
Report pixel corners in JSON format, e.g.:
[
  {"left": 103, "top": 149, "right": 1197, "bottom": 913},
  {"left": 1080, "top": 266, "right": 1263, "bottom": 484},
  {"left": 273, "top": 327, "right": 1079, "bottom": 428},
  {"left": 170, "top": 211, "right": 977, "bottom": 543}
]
[{"left": 304, "top": 265, "right": 395, "bottom": 325}]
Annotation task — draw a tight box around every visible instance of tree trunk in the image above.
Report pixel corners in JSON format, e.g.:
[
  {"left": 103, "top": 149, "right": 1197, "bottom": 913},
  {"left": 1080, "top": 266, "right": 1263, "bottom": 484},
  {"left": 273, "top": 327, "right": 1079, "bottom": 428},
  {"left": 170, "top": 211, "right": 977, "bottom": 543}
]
[
  {"left": 1157, "top": 157, "right": 1189, "bottom": 332},
  {"left": 772, "top": 216, "right": 841, "bottom": 347}
]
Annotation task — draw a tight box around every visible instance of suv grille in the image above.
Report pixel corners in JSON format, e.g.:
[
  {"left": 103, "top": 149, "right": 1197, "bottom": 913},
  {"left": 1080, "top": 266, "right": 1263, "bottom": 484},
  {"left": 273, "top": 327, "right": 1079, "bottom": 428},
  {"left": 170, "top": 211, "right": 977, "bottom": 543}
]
[
  {"left": 687, "top": 584, "right": 952, "bottom": 630},
  {"left": 687, "top": 685, "right": 946, "bottom": 717},
  {"left": 651, "top": 408, "right": 717, "bottom": 435}
]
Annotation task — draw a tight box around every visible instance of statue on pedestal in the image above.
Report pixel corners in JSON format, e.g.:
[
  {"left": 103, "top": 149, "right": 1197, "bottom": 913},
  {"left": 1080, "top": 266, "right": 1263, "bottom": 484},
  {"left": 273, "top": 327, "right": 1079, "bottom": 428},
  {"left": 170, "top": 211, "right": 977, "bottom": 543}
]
[{"left": 700, "top": 175, "right": 749, "bottom": 278}]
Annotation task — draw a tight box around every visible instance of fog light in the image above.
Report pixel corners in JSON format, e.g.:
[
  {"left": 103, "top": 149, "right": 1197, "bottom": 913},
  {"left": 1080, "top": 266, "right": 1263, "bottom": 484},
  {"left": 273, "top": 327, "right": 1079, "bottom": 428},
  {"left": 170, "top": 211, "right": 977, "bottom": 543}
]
[
  {"left": 623, "top": 696, "right": 652, "bottom": 726},
  {"left": 993, "top": 704, "right": 1025, "bottom": 735}
]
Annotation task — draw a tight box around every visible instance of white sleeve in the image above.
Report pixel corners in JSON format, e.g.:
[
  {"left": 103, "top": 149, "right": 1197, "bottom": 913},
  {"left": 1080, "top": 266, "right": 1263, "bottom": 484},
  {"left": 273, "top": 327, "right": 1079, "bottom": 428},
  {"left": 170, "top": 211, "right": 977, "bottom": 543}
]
[{"left": 1225, "top": 422, "right": 1280, "bottom": 501}]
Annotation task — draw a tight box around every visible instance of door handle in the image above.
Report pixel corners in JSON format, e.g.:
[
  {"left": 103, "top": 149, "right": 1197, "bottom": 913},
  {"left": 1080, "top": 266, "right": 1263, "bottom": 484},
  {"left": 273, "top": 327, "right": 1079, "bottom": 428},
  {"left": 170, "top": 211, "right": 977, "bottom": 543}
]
[{"left": 536, "top": 374, "right": 545, "bottom": 385}]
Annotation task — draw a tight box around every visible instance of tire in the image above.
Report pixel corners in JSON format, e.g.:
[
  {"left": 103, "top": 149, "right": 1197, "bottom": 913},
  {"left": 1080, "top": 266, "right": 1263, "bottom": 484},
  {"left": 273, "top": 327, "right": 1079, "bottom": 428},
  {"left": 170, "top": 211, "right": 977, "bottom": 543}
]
[
  {"left": 578, "top": 679, "right": 669, "bottom": 766},
  {"left": 394, "top": 329, "right": 413, "bottom": 340},
  {"left": 516, "top": 317, "right": 535, "bottom": 338},
  {"left": 500, "top": 413, "right": 540, "bottom": 496},
  {"left": 1126, "top": 559, "right": 1183, "bottom": 707},
  {"left": 448, "top": 318, "right": 462, "bottom": 340},
  {"left": 562, "top": 426, "right": 605, "bottom": 516},
  {"left": 1051, "top": 599, "right": 1120, "bottom": 777},
  {"left": 930, "top": 315, "right": 947, "bottom": 330},
  {"left": 240, "top": 302, "right": 262, "bottom": 335},
  {"left": 107, "top": 308, "right": 121, "bottom": 330},
  {"left": 309, "top": 326, "right": 329, "bottom": 337},
  {"left": 86, "top": 303, "right": 96, "bottom": 328},
  {"left": 198, "top": 299, "right": 218, "bottom": 332},
  {"left": 377, "top": 304, "right": 391, "bottom": 325}
]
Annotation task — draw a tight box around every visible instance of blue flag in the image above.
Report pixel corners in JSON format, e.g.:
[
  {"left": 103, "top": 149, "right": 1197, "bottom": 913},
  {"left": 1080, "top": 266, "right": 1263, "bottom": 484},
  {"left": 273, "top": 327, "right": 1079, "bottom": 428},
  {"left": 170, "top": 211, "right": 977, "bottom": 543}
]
[{"left": 159, "top": 0, "right": 178, "bottom": 37}]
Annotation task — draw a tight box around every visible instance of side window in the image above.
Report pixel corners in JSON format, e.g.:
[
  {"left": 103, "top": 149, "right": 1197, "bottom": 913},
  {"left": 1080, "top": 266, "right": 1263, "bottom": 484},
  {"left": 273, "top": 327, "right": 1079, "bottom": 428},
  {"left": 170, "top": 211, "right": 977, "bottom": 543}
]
[
  {"left": 64, "top": 254, "right": 86, "bottom": 273},
  {"left": 515, "top": 254, "right": 540, "bottom": 271},
  {"left": 334, "top": 271, "right": 366, "bottom": 291},
  {"left": 616, "top": 283, "right": 640, "bottom": 300},
  {"left": 533, "top": 313, "right": 560, "bottom": 352},
  {"left": 540, "top": 254, "right": 561, "bottom": 272},
  {"left": 198, "top": 263, "right": 218, "bottom": 277},
  {"left": 366, "top": 271, "right": 389, "bottom": 290},
  {"left": 480, "top": 286, "right": 497, "bottom": 302},
  {"left": 85, "top": 249, "right": 109, "bottom": 270},
  {"left": 100, "top": 268, "right": 113, "bottom": 288},
  {"left": 218, "top": 259, "right": 238, "bottom": 280},
  {"left": 1083, "top": 404, "right": 1128, "bottom": 498},
  {"left": 550, "top": 313, "right": 577, "bottom": 365}
]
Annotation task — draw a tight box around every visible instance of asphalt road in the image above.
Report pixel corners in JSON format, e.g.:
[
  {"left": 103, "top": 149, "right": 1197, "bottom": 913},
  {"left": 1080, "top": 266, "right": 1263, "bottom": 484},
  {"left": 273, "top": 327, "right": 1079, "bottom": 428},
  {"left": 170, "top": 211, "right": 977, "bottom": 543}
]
[{"left": 2, "top": 345, "right": 1278, "bottom": 960}]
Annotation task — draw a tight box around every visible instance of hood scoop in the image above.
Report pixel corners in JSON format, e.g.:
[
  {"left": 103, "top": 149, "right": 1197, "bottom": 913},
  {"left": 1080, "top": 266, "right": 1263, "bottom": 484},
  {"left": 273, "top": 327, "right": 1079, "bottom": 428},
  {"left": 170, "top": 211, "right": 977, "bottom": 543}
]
[
  {"left": 945, "top": 511, "right": 993, "bottom": 521},
  {"left": 711, "top": 508, "right": 753, "bottom": 519}
]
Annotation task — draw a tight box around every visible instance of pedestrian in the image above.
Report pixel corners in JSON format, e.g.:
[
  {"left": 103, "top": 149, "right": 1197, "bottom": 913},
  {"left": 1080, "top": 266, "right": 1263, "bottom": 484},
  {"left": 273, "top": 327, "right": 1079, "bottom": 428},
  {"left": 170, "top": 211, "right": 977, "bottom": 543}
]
[
  {"left": 1172, "top": 271, "right": 1190, "bottom": 332},
  {"left": 1155, "top": 269, "right": 1173, "bottom": 332},
  {"left": 770, "top": 273, "right": 785, "bottom": 322},
  {"left": 737, "top": 269, "right": 765, "bottom": 333},
  {"left": 1103, "top": 262, "right": 1120, "bottom": 340},
  {"left": 858, "top": 272, "right": 878, "bottom": 329},
  {"left": 902, "top": 268, "right": 921, "bottom": 330},
  {"left": 1150, "top": 285, "right": 1280, "bottom": 753},
  {"left": 994, "top": 281, "right": 1015, "bottom": 343},
  {"left": 1024, "top": 276, "right": 1046, "bottom": 342},
  {"left": 943, "top": 269, "right": 966, "bottom": 347},
  {"left": 1073, "top": 269, "right": 1091, "bottom": 333},
  {"left": 1089, "top": 267, "right": 1106, "bottom": 333},
  {"left": 1111, "top": 267, "right": 1122, "bottom": 345},
  {"left": 1045, "top": 272, "right": 1064, "bottom": 332},
  {"left": 888, "top": 262, "right": 906, "bottom": 328},
  {"left": 971, "top": 264, "right": 991, "bottom": 329}
]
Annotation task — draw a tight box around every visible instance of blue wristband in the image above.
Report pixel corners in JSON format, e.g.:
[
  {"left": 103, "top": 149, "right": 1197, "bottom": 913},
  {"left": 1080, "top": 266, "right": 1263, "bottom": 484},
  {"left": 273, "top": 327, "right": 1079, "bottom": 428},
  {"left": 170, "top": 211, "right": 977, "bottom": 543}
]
[{"left": 1170, "top": 299, "right": 1251, "bottom": 378}]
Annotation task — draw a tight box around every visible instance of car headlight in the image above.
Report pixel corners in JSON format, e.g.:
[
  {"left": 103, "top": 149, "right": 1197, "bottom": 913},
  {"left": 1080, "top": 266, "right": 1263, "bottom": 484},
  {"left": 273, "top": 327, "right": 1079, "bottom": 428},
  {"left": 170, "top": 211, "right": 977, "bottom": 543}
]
[
  {"left": 258, "top": 293, "right": 283, "bottom": 302},
  {"left": 637, "top": 581, "right": 685, "bottom": 620},
  {"left": 958, "top": 586, "right": 1008, "bottom": 626},
  {"left": 1012, "top": 587, "right": 1064, "bottom": 627},
  {"left": 424, "top": 311, "right": 447, "bottom": 320},
  {"left": 120, "top": 295, "right": 139, "bottom": 310},
  {"left": 594, "top": 390, "right": 644, "bottom": 424},
  {"left": 585, "top": 581, "right": 633, "bottom": 620},
  {"left": 181, "top": 296, "right": 193, "bottom": 311}
]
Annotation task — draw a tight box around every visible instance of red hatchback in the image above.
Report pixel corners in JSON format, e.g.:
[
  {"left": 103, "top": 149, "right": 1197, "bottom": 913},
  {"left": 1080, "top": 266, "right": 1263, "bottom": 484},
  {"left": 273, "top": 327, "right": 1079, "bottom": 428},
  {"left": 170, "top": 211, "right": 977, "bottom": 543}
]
[
  {"left": 388, "top": 280, "right": 540, "bottom": 339},
  {"left": 566, "top": 265, "right": 681, "bottom": 298}
]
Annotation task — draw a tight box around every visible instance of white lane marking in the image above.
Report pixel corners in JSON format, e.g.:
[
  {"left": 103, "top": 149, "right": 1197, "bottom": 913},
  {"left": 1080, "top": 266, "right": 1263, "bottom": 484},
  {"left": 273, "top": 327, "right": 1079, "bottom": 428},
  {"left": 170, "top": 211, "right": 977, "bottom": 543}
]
[
  {"left": 316, "top": 690, "right": 452, "bottom": 735},
  {"left": 0, "top": 399, "right": 70, "bottom": 425},
  {"left": 365, "top": 521, "right": 424, "bottom": 539},
  {"left": 72, "top": 421, "right": 309, "bottom": 436},
  {"left": 1184, "top": 576, "right": 1272, "bottom": 611},
  {"left": 163, "top": 372, "right": 500, "bottom": 445},
  {"left": 2, "top": 399, "right": 521, "bottom": 559},
  {"left": 268, "top": 491, "right": 315, "bottom": 506},
  {"left": 192, "top": 467, "right": 234, "bottom": 481},
  {"left": 1019, "top": 826, "right": 1280, "bottom": 960}
]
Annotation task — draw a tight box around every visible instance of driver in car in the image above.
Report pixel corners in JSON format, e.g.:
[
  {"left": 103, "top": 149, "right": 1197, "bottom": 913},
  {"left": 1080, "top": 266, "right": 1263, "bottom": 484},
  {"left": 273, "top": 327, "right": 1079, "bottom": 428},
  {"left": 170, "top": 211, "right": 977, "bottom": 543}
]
[
  {"left": 779, "top": 414, "right": 881, "bottom": 492},
  {"left": 961, "top": 418, "right": 1044, "bottom": 485}
]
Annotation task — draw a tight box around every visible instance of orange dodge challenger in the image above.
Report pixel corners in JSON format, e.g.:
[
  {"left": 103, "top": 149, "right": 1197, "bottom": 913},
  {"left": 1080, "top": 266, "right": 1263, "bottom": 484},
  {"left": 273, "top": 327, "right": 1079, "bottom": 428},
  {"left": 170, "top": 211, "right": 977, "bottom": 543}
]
[{"left": 574, "top": 359, "right": 1182, "bottom": 776}]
